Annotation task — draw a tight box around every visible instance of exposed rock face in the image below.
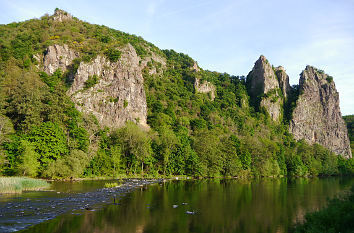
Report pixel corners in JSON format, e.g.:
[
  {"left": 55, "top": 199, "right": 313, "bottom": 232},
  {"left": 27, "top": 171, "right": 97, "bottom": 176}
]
[
  {"left": 275, "top": 66, "right": 291, "bottom": 99},
  {"left": 247, "top": 55, "right": 283, "bottom": 121},
  {"left": 290, "top": 66, "right": 352, "bottom": 158},
  {"left": 191, "top": 62, "right": 200, "bottom": 72},
  {"left": 43, "top": 43, "right": 148, "bottom": 129},
  {"left": 52, "top": 9, "right": 73, "bottom": 22},
  {"left": 43, "top": 44, "right": 78, "bottom": 74},
  {"left": 194, "top": 78, "right": 215, "bottom": 100}
]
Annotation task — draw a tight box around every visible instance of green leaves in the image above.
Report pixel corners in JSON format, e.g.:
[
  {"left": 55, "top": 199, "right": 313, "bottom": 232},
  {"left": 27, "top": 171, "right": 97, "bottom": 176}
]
[
  {"left": 104, "top": 48, "right": 121, "bottom": 62},
  {"left": 27, "top": 122, "right": 68, "bottom": 169},
  {"left": 84, "top": 74, "right": 99, "bottom": 89}
]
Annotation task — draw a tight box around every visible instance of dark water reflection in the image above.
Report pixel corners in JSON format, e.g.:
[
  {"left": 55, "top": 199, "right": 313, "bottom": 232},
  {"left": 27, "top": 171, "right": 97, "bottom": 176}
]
[{"left": 19, "top": 177, "right": 353, "bottom": 233}]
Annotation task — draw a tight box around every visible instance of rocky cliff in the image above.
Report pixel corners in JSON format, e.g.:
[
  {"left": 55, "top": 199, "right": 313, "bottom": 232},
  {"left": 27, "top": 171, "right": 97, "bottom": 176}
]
[
  {"left": 246, "top": 56, "right": 351, "bottom": 158},
  {"left": 43, "top": 44, "right": 78, "bottom": 75},
  {"left": 247, "top": 55, "right": 285, "bottom": 122},
  {"left": 43, "top": 44, "right": 150, "bottom": 129},
  {"left": 290, "top": 66, "right": 352, "bottom": 158}
]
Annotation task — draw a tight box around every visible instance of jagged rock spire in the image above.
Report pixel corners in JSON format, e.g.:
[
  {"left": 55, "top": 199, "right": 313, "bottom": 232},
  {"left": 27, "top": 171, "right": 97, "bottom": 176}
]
[
  {"left": 247, "top": 55, "right": 285, "bottom": 122},
  {"left": 290, "top": 66, "right": 352, "bottom": 158}
]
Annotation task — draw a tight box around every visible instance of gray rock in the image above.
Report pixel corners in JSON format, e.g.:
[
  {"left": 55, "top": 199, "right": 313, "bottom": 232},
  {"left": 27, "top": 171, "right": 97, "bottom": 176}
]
[
  {"left": 290, "top": 66, "right": 352, "bottom": 158},
  {"left": 194, "top": 78, "right": 216, "bottom": 100},
  {"left": 52, "top": 9, "right": 73, "bottom": 22},
  {"left": 247, "top": 55, "right": 284, "bottom": 122},
  {"left": 275, "top": 66, "right": 291, "bottom": 99},
  {"left": 42, "top": 43, "right": 148, "bottom": 129},
  {"left": 43, "top": 44, "right": 78, "bottom": 75}
]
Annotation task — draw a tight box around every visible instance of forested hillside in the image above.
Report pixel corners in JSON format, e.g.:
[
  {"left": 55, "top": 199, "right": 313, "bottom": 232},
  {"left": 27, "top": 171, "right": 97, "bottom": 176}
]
[{"left": 0, "top": 9, "right": 352, "bottom": 179}]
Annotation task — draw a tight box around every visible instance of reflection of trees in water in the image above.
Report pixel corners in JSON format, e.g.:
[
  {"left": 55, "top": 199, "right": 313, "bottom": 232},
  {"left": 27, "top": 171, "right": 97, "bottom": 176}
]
[{"left": 21, "top": 178, "right": 353, "bottom": 233}]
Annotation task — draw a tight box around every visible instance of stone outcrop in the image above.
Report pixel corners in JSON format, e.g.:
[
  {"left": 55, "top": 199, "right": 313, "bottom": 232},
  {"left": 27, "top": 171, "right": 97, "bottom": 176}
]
[
  {"left": 194, "top": 78, "right": 216, "bottom": 100},
  {"left": 43, "top": 43, "right": 148, "bottom": 129},
  {"left": 290, "top": 66, "right": 352, "bottom": 158},
  {"left": 275, "top": 66, "right": 291, "bottom": 99},
  {"left": 247, "top": 55, "right": 285, "bottom": 121},
  {"left": 191, "top": 62, "right": 200, "bottom": 72},
  {"left": 52, "top": 9, "right": 73, "bottom": 22},
  {"left": 43, "top": 44, "right": 78, "bottom": 74}
]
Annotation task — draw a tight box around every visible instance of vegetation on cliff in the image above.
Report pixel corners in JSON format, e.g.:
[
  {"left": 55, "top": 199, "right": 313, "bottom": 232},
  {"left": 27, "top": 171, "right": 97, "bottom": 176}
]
[
  {"left": 343, "top": 115, "right": 354, "bottom": 155},
  {"left": 0, "top": 9, "right": 353, "bottom": 179}
]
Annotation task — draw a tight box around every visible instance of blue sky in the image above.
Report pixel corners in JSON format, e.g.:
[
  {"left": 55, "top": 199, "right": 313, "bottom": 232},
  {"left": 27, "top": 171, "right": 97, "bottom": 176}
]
[{"left": 1, "top": 0, "right": 353, "bottom": 115}]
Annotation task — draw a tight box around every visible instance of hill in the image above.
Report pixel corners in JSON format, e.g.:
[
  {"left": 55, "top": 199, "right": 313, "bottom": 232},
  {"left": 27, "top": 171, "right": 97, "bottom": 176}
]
[{"left": 0, "top": 9, "right": 352, "bottom": 178}]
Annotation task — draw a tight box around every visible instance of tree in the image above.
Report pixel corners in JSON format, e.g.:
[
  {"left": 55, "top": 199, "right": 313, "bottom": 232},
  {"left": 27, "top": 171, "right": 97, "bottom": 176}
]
[
  {"left": 17, "top": 140, "right": 40, "bottom": 177},
  {"left": 44, "top": 149, "right": 89, "bottom": 179},
  {"left": 27, "top": 122, "right": 69, "bottom": 170},
  {"left": 155, "top": 127, "right": 178, "bottom": 175},
  {"left": 116, "top": 122, "right": 152, "bottom": 174},
  {"left": 0, "top": 115, "right": 14, "bottom": 174},
  {"left": 111, "top": 145, "right": 121, "bottom": 178},
  {"left": 193, "top": 129, "right": 223, "bottom": 177}
]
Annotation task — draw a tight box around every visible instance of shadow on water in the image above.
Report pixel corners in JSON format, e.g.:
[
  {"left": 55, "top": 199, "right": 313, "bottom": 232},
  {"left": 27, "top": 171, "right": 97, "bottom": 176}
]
[{"left": 9, "top": 177, "right": 354, "bottom": 233}]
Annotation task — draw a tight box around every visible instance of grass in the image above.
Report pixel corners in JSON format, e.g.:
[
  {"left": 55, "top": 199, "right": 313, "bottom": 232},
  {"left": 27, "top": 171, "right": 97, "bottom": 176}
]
[
  {"left": 104, "top": 182, "right": 118, "bottom": 188},
  {"left": 0, "top": 177, "right": 50, "bottom": 193}
]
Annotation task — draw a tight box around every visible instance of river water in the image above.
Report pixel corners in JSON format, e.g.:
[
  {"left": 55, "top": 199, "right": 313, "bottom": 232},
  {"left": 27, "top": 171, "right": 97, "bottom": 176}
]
[{"left": 1, "top": 177, "right": 353, "bottom": 233}]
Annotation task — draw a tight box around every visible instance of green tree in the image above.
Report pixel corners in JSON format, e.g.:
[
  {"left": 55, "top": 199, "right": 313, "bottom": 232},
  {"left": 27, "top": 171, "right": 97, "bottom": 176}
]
[
  {"left": 44, "top": 149, "right": 89, "bottom": 179},
  {"left": 193, "top": 129, "right": 223, "bottom": 177},
  {"left": 116, "top": 122, "right": 152, "bottom": 174},
  {"left": 111, "top": 145, "right": 122, "bottom": 177},
  {"left": 155, "top": 127, "right": 178, "bottom": 175},
  {"left": 17, "top": 140, "right": 40, "bottom": 177},
  {"left": 27, "top": 122, "right": 69, "bottom": 170}
]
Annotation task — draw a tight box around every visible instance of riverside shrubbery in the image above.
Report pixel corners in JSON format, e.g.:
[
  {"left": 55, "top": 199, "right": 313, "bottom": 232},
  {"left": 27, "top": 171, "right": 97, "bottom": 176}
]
[
  {"left": 293, "top": 185, "right": 354, "bottom": 233},
  {"left": 0, "top": 177, "right": 49, "bottom": 193}
]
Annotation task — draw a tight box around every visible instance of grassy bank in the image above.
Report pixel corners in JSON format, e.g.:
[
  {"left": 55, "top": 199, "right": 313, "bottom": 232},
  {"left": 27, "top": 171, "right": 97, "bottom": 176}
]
[
  {"left": 293, "top": 185, "right": 354, "bottom": 233},
  {"left": 0, "top": 177, "right": 50, "bottom": 193}
]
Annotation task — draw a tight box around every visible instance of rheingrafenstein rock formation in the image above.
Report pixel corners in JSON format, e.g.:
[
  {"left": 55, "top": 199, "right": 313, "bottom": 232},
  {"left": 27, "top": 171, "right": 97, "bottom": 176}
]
[
  {"left": 43, "top": 43, "right": 149, "bottom": 129},
  {"left": 247, "top": 55, "right": 287, "bottom": 122},
  {"left": 290, "top": 66, "right": 352, "bottom": 158}
]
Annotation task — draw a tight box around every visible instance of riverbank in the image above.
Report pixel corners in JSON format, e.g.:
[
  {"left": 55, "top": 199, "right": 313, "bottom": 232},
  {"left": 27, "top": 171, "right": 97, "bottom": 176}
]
[
  {"left": 292, "top": 185, "right": 354, "bottom": 233},
  {"left": 0, "top": 178, "right": 162, "bottom": 232},
  {"left": 0, "top": 177, "right": 50, "bottom": 194}
]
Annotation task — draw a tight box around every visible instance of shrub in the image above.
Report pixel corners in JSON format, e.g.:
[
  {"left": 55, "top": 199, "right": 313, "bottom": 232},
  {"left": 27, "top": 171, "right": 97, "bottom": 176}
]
[
  {"left": 104, "top": 48, "right": 121, "bottom": 62},
  {"left": 104, "top": 182, "right": 118, "bottom": 188},
  {"left": 43, "top": 150, "right": 89, "bottom": 179},
  {"left": 326, "top": 76, "right": 333, "bottom": 83},
  {"left": 293, "top": 186, "right": 354, "bottom": 233},
  {"left": 84, "top": 74, "right": 99, "bottom": 89}
]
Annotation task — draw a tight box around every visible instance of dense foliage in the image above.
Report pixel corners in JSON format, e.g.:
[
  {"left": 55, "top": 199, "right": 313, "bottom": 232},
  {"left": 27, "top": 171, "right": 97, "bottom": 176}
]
[
  {"left": 0, "top": 9, "right": 352, "bottom": 179},
  {"left": 293, "top": 185, "right": 354, "bottom": 233}
]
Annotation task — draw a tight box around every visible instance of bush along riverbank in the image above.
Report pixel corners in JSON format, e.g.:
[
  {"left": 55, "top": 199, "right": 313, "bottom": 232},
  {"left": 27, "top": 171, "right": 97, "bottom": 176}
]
[
  {"left": 292, "top": 185, "right": 354, "bottom": 233},
  {"left": 0, "top": 177, "right": 50, "bottom": 193}
]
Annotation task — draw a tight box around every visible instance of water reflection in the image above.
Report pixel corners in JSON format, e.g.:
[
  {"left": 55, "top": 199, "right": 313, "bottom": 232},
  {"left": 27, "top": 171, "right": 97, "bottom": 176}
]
[{"left": 20, "top": 177, "right": 353, "bottom": 233}]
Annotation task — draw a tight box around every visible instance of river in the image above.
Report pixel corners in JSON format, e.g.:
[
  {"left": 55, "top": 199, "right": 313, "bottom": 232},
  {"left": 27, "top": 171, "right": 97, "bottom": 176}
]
[{"left": 0, "top": 177, "right": 353, "bottom": 233}]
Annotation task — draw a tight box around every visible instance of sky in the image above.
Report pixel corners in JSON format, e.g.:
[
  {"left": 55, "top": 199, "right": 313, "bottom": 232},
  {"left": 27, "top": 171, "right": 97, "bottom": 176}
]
[{"left": 0, "top": 0, "right": 353, "bottom": 115}]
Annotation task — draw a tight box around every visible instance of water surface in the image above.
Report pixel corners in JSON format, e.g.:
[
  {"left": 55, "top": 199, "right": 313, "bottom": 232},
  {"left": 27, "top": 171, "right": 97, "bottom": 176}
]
[{"left": 16, "top": 177, "right": 353, "bottom": 233}]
